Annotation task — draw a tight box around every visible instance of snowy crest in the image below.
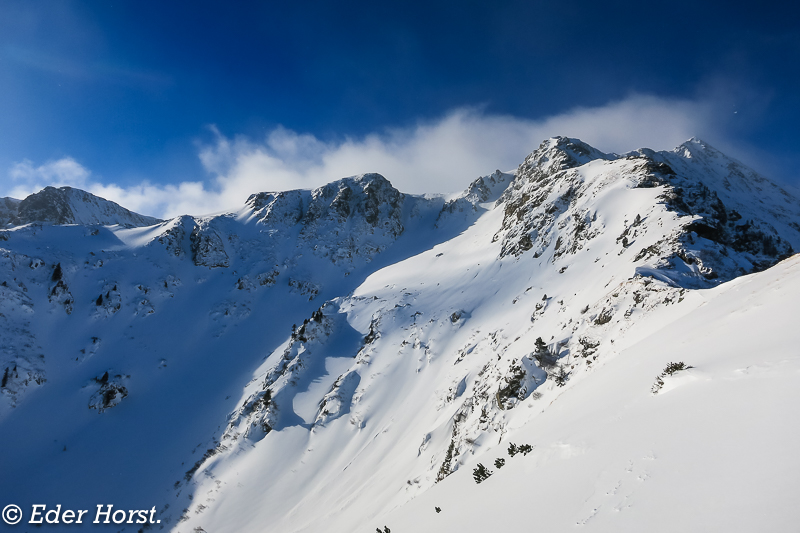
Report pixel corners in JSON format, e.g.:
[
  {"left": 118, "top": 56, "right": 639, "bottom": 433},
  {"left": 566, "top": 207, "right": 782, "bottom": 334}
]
[{"left": 0, "top": 186, "right": 162, "bottom": 227}]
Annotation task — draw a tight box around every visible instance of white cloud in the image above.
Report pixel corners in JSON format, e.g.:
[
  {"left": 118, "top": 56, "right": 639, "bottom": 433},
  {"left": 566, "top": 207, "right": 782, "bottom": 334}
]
[
  {"left": 8, "top": 157, "right": 91, "bottom": 197},
  {"left": 3, "top": 94, "right": 726, "bottom": 219}
]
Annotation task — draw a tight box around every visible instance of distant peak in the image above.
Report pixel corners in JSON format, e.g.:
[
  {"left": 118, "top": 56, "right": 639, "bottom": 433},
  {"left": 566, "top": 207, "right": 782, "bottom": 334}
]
[
  {"left": 675, "top": 137, "right": 721, "bottom": 157},
  {"left": 1, "top": 186, "right": 163, "bottom": 228}
]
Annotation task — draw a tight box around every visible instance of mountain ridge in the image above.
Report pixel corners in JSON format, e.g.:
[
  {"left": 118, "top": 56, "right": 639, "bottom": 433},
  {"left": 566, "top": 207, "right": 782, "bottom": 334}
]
[
  {"left": 0, "top": 137, "right": 798, "bottom": 532},
  {"left": 0, "top": 186, "right": 163, "bottom": 228}
]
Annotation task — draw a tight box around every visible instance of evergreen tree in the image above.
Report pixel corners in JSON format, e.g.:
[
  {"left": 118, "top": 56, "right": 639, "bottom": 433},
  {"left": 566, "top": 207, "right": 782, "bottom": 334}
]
[
  {"left": 534, "top": 337, "right": 556, "bottom": 368},
  {"left": 554, "top": 365, "right": 569, "bottom": 387},
  {"left": 1, "top": 367, "right": 8, "bottom": 388},
  {"left": 473, "top": 463, "right": 493, "bottom": 483},
  {"left": 534, "top": 337, "right": 548, "bottom": 357},
  {"left": 52, "top": 263, "right": 63, "bottom": 282}
]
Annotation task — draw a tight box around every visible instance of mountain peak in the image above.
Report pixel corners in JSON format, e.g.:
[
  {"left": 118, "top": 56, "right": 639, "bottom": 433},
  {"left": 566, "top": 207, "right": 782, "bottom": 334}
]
[
  {"left": 674, "top": 137, "right": 722, "bottom": 159},
  {"left": 1, "top": 186, "right": 162, "bottom": 228},
  {"left": 531, "top": 136, "right": 613, "bottom": 172}
]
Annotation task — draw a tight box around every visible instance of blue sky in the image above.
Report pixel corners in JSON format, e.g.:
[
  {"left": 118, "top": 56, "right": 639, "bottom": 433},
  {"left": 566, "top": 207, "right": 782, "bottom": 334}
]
[{"left": 1, "top": 0, "right": 798, "bottom": 217}]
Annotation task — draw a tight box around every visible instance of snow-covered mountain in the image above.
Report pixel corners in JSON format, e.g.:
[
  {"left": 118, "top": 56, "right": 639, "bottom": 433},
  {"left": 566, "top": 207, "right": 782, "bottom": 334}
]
[
  {"left": 0, "top": 186, "right": 162, "bottom": 228},
  {"left": 1, "top": 138, "right": 798, "bottom": 532}
]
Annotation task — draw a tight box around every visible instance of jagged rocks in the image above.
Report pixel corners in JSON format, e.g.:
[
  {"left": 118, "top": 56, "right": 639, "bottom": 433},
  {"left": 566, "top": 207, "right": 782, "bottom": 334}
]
[
  {"left": 155, "top": 216, "right": 193, "bottom": 258},
  {"left": 190, "top": 225, "right": 230, "bottom": 268},
  {"left": 0, "top": 278, "right": 45, "bottom": 409},
  {"left": 436, "top": 170, "right": 514, "bottom": 227},
  {"left": 494, "top": 137, "right": 800, "bottom": 287},
  {"left": 222, "top": 303, "right": 341, "bottom": 443},
  {"left": 256, "top": 269, "right": 280, "bottom": 287},
  {"left": 49, "top": 263, "right": 74, "bottom": 314},
  {"left": 88, "top": 371, "right": 129, "bottom": 412},
  {"left": 288, "top": 278, "right": 320, "bottom": 300},
  {"left": 495, "top": 356, "right": 546, "bottom": 409},
  {"left": 494, "top": 139, "right": 604, "bottom": 259},
  {"left": 246, "top": 190, "right": 306, "bottom": 227},
  {"left": 77, "top": 337, "right": 101, "bottom": 363},
  {"left": 93, "top": 283, "right": 122, "bottom": 318},
  {"left": 300, "top": 174, "right": 406, "bottom": 263},
  {"left": 315, "top": 371, "right": 361, "bottom": 427}
]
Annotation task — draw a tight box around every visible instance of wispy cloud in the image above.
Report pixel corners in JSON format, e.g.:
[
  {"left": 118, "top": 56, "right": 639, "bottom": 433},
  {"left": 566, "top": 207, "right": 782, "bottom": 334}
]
[
  {"left": 8, "top": 157, "right": 91, "bottom": 195},
  {"left": 3, "top": 94, "right": 730, "bottom": 219}
]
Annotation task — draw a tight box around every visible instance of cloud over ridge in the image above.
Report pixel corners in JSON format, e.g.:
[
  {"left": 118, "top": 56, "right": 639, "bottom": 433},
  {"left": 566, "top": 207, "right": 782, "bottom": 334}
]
[{"left": 4, "top": 95, "right": 727, "bottom": 219}]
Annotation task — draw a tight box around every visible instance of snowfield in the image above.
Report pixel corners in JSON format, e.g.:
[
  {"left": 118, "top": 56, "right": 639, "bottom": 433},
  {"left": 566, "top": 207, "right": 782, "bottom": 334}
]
[
  {"left": 384, "top": 254, "right": 800, "bottom": 532},
  {"left": 0, "top": 138, "right": 798, "bottom": 532}
]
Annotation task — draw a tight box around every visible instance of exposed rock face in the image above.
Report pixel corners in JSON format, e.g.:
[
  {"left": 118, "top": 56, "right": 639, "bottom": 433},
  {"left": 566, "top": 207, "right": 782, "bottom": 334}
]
[
  {"left": 153, "top": 215, "right": 195, "bottom": 258},
  {"left": 219, "top": 302, "right": 350, "bottom": 446},
  {"left": 0, "top": 198, "right": 21, "bottom": 226},
  {"left": 246, "top": 190, "right": 306, "bottom": 227},
  {"left": 87, "top": 371, "right": 129, "bottom": 412},
  {"left": 436, "top": 170, "right": 515, "bottom": 227},
  {"left": 191, "top": 225, "right": 231, "bottom": 268},
  {"left": 0, "top": 274, "right": 45, "bottom": 409},
  {"left": 0, "top": 186, "right": 162, "bottom": 227},
  {"left": 245, "top": 173, "right": 407, "bottom": 264},
  {"left": 300, "top": 174, "right": 405, "bottom": 263},
  {"left": 495, "top": 136, "right": 800, "bottom": 285}
]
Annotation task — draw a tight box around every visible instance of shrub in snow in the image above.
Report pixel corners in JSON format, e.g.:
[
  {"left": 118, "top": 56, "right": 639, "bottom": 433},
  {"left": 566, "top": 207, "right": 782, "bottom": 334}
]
[
  {"left": 533, "top": 337, "right": 558, "bottom": 369},
  {"left": 554, "top": 365, "right": 570, "bottom": 387},
  {"left": 507, "top": 442, "right": 533, "bottom": 457},
  {"left": 652, "top": 361, "right": 691, "bottom": 393},
  {"left": 494, "top": 457, "right": 506, "bottom": 469},
  {"left": 473, "top": 463, "right": 493, "bottom": 484}
]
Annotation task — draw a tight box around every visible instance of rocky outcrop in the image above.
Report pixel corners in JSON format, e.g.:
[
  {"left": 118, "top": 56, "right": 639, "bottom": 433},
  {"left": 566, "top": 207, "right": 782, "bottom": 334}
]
[{"left": 494, "top": 137, "right": 800, "bottom": 285}]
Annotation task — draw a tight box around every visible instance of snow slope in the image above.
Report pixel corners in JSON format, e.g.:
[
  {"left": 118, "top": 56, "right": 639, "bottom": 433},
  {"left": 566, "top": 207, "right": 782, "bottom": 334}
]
[
  {"left": 0, "top": 138, "right": 797, "bottom": 532},
  {"left": 384, "top": 254, "right": 800, "bottom": 533}
]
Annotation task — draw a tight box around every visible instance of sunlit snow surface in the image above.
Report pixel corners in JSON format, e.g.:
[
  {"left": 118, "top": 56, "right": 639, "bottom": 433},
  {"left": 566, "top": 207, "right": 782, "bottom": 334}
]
[{"left": 385, "top": 255, "right": 800, "bottom": 532}]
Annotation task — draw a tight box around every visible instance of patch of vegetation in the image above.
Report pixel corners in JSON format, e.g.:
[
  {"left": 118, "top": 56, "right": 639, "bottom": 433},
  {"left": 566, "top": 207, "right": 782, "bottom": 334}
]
[
  {"left": 553, "top": 365, "right": 570, "bottom": 387},
  {"left": 507, "top": 443, "right": 533, "bottom": 457},
  {"left": 436, "top": 436, "right": 456, "bottom": 482},
  {"left": 496, "top": 363, "right": 527, "bottom": 408},
  {"left": 472, "top": 463, "right": 493, "bottom": 484},
  {"left": 652, "top": 361, "right": 691, "bottom": 394},
  {"left": 533, "top": 337, "right": 558, "bottom": 369},
  {"left": 594, "top": 308, "right": 614, "bottom": 325}
]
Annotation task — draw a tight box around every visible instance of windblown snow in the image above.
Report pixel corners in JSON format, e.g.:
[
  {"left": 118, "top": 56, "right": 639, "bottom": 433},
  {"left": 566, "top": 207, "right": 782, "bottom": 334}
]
[{"left": 0, "top": 138, "right": 798, "bottom": 532}]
